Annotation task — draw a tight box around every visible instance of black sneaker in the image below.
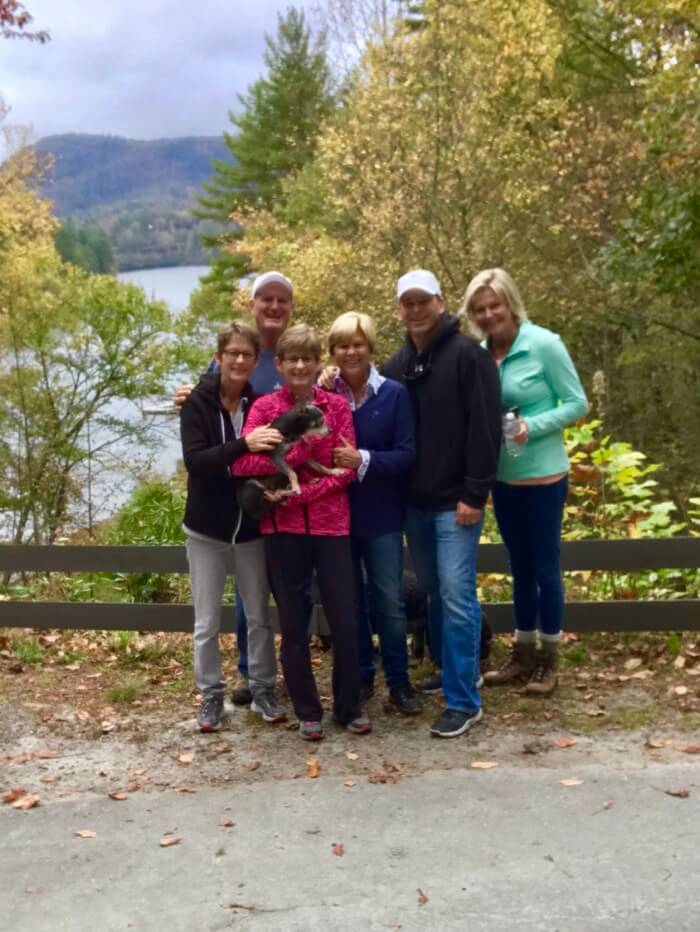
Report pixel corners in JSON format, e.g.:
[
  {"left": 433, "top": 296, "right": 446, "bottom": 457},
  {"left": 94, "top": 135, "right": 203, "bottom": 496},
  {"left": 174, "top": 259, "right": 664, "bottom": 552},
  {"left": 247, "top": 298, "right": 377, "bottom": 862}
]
[
  {"left": 389, "top": 684, "right": 423, "bottom": 716},
  {"left": 198, "top": 692, "right": 224, "bottom": 733},
  {"left": 430, "top": 707, "right": 482, "bottom": 738},
  {"left": 415, "top": 671, "right": 442, "bottom": 695},
  {"left": 360, "top": 681, "right": 375, "bottom": 704},
  {"left": 231, "top": 682, "right": 252, "bottom": 706}
]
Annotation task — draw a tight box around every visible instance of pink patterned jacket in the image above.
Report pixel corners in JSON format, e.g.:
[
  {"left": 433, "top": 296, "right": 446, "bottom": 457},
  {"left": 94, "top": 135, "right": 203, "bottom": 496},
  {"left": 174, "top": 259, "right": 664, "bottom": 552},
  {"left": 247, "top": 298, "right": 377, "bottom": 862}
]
[{"left": 232, "top": 386, "right": 356, "bottom": 537}]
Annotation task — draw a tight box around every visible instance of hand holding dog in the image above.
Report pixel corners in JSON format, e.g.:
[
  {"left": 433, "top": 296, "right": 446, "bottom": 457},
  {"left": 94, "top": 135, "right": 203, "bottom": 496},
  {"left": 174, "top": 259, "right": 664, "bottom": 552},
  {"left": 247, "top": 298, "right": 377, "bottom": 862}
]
[
  {"left": 245, "top": 425, "right": 284, "bottom": 453},
  {"left": 333, "top": 435, "right": 361, "bottom": 470}
]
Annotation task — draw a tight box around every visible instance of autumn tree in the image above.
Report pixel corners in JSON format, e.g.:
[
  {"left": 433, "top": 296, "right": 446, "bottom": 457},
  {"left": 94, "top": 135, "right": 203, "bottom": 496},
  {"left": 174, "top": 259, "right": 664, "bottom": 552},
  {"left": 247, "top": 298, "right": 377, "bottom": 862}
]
[{"left": 0, "top": 0, "right": 48, "bottom": 42}]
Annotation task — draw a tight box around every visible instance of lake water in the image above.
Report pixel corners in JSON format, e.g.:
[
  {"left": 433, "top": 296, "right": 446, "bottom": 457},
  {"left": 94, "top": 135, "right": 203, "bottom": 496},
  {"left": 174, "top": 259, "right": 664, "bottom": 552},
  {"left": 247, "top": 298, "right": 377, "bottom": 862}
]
[{"left": 118, "top": 265, "right": 210, "bottom": 313}]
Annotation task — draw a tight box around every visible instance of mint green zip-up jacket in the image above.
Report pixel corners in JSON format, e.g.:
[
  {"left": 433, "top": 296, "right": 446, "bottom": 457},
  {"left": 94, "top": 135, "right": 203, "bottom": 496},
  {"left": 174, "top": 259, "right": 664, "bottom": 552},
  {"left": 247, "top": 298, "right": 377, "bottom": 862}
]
[{"left": 484, "top": 320, "right": 588, "bottom": 482}]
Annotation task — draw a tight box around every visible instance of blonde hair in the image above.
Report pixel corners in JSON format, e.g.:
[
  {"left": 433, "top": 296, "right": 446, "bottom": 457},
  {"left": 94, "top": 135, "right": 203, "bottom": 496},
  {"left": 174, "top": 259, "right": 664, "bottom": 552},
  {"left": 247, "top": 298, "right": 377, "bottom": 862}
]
[
  {"left": 276, "top": 323, "right": 321, "bottom": 361},
  {"left": 216, "top": 319, "right": 260, "bottom": 357},
  {"left": 461, "top": 268, "right": 528, "bottom": 338},
  {"left": 327, "top": 312, "right": 377, "bottom": 355}
]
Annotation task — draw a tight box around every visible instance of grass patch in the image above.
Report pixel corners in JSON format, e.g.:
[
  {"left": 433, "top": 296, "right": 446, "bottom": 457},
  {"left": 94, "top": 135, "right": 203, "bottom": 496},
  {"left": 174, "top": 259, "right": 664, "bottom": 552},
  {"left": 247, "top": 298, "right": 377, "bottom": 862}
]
[
  {"left": 106, "top": 680, "right": 143, "bottom": 704},
  {"left": 561, "top": 642, "right": 589, "bottom": 669},
  {"left": 663, "top": 633, "right": 683, "bottom": 658},
  {"left": 12, "top": 640, "right": 45, "bottom": 664},
  {"left": 560, "top": 706, "right": 657, "bottom": 732}
]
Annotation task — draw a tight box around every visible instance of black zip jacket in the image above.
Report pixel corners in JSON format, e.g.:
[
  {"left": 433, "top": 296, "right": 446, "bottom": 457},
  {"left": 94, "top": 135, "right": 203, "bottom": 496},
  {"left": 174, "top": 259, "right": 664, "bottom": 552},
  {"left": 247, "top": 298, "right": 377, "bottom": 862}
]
[
  {"left": 382, "top": 313, "right": 501, "bottom": 510},
  {"left": 180, "top": 372, "right": 260, "bottom": 543}
]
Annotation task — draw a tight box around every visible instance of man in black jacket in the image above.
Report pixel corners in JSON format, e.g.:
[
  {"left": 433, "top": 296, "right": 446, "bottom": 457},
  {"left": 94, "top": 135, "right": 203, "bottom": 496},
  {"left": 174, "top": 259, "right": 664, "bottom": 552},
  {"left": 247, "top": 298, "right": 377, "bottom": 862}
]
[{"left": 383, "top": 269, "right": 501, "bottom": 738}]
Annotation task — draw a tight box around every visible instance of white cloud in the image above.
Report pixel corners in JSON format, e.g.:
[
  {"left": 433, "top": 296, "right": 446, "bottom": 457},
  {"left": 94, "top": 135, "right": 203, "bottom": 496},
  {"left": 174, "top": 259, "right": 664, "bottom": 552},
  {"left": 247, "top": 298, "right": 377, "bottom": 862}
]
[{"left": 0, "top": 0, "right": 319, "bottom": 140}]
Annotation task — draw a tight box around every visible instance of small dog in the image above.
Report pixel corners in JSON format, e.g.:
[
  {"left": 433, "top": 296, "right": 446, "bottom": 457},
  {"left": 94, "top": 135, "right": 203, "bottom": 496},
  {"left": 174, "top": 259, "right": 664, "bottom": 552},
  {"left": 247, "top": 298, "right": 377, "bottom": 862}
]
[{"left": 237, "top": 403, "right": 345, "bottom": 520}]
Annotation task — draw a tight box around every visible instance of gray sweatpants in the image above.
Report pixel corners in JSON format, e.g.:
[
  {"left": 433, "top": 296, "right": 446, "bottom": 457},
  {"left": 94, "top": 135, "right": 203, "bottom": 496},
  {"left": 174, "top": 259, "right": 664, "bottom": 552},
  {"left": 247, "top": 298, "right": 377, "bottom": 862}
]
[{"left": 186, "top": 534, "right": 276, "bottom": 698}]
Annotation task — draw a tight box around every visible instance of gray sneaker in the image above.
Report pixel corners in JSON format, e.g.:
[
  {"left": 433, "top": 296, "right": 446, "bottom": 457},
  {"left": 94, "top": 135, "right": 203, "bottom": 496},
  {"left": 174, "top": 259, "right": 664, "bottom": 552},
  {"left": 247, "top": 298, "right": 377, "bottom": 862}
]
[
  {"left": 251, "top": 692, "right": 287, "bottom": 723},
  {"left": 299, "top": 720, "right": 324, "bottom": 741},
  {"left": 198, "top": 692, "right": 224, "bottom": 733},
  {"left": 345, "top": 713, "right": 372, "bottom": 735}
]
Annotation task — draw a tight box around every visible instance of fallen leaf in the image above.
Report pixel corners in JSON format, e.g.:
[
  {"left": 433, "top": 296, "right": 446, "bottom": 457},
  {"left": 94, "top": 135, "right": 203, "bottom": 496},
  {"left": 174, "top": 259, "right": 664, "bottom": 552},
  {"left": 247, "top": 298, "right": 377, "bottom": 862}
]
[
  {"left": 74, "top": 830, "right": 96, "bottom": 838},
  {"left": 470, "top": 761, "right": 498, "bottom": 769},
  {"left": 343, "top": 780, "right": 356, "bottom": 787},
  {"left": 101, "top": 721, "right": 115, "bottom": 734},
  {"left": 553, "top": 737, "right": 577, "bottom": 749},
  {"left": 624, "top": 658, "right": 643, "bottom": 671},
  {"left": 160, "top": 836, "right": 182, "bottom": 847},
  {"left": 673, "top": 655, "right": 686, "bottom": 669},
  {"left": 108, "top": 791, "right": 127, "bottom": 801},
  {"left": 218, "top": 818, "right": 235, "bottom": 828},
  {"left": 331, "top": 842, "right": 344, "bottom": 857},
  {"left": 128, "top": 768, "right": 147, "bottom": 777},
  {"left": 306, "top": 758, "right": 320, "bottom": 779},
  {"left": 603, "top": 800, "right": 614, "bottom": 810},
  {"left": 644, "top": 737, "right": 667, "bottom": 749},
  {"left": 665, "top": 788, "right": 690, "bottom": 799},
  {"left": 345, "top": 752, "right": 359, "bottom": 761},
  {"left": 585, "top": 708, "right": 606, "bottom": 717},
  {"left": 174, "top": 786, "right": 196, "bottom": 794},
  {"left": 127, "top": 781, "right": 143, "bottom": 793},
  {"left": 560, "top": 779, "right": 583, "bottom": 787},
  {"left": 675, "top": 744, "right": 700, "bottom": 754},
  {"left": 176, "top": 752, "right": 194, "bottom": 765},
  {"left": 674, "top": 686, "right": 688, "bottom": 696},
  {"left": 3, "top": 787, "right": 27, "bottom": 804},
  {"left": 33, "top": 750, "right": 59, "bottom": 760},
  {"left": 245, "top": 760, "right": 261, "bottom": 772},
  {"left": 417, "top": 888, "right": 429, "bottom": 906},
  {"left": 95, "top": 767, "right": 108, "bottom": 777},
  {"left": 12, "top": 794, "right": 40, "bottom": 810}
]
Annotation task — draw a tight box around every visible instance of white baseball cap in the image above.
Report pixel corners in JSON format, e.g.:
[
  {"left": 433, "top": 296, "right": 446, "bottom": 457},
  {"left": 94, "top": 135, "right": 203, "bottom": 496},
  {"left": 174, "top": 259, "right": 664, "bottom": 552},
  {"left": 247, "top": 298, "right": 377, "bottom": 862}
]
[
  {"left": 396, "top": 269, "right": 441, "bottom": 300},
  {"left": 251, "top": 271, "right": 293, "bottom": 298}
]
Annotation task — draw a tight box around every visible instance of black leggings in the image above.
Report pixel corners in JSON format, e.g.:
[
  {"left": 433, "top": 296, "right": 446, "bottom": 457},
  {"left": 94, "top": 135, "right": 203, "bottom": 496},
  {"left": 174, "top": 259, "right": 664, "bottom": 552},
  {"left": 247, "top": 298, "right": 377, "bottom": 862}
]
[{"left": 265, "top": 533, "right": 361, "bottom": 723}]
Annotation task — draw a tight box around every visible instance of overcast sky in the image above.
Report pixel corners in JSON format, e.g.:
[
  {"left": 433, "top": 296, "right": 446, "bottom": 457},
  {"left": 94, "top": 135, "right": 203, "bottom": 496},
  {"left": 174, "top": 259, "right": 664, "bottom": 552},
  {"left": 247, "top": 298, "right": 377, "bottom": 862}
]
[{"left": 1, "top": 0, "right": 318, "bottom": 142}]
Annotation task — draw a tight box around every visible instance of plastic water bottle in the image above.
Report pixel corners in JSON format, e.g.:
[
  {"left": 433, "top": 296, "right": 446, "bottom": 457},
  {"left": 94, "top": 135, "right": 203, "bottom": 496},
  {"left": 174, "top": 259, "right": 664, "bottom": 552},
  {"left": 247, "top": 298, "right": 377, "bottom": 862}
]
[{"left": 502, "top": 410, "right": 524, "bottom": 458}]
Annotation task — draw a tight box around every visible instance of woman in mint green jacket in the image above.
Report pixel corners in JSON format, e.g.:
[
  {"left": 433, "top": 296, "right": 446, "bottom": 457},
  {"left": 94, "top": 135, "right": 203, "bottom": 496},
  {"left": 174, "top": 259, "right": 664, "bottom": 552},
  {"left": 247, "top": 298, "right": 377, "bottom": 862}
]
[{"left": 462, "top": 269, "right": 588, "bottom": 696}]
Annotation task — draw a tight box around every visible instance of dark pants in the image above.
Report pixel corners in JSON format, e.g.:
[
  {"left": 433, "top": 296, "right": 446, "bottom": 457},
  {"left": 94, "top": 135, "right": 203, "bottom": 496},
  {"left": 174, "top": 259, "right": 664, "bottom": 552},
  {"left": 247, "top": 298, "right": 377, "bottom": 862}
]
[
  {"left": 492, "top": 477, "right": 568, "bottom": 636},
  {"left": 265, "top": 533, "right": 361, "bottom": 724},
  {"left": 234, "top": 585, "right": 248, "bottom": 677},
  {"left": 235, "top": 576, "right": 314, "bottom": 679},
  {"left": 352, "top": 531, "right": 410, "bottom": 691}
]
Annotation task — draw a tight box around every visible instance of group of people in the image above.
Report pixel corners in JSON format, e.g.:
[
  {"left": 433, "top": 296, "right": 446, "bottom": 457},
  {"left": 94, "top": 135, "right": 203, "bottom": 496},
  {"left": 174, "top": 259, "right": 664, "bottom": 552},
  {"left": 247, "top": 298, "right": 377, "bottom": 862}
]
[{"left": 178, "top": 266, "right": 588, "bottom": 741}]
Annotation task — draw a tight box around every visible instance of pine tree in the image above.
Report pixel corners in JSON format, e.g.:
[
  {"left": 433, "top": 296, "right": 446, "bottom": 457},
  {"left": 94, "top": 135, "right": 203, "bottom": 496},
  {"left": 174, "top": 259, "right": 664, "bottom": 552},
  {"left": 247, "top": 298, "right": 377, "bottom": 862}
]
[{"left": 196, "top": 7, "right": 334, "bottom": 293}]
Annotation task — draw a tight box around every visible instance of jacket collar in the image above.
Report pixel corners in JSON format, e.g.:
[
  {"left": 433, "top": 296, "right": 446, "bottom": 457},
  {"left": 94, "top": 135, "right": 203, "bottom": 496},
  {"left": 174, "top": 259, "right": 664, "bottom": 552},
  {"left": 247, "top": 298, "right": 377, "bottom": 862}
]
[{"left": 482, "top": 319, "right": 532, "bottom": 361}]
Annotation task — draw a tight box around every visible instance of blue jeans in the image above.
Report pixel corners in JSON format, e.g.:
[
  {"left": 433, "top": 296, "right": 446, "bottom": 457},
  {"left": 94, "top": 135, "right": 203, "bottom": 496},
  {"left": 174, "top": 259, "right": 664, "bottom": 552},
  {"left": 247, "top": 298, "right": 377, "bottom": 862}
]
[
  {"left": 492, "top": 477, "right": 568, "bottom": 636},
  {"left": 405, "top": 506, "right": 483, "bottom": 714},
  {"left": 352, "top": 532, "right": 410, "bottom": 692}
]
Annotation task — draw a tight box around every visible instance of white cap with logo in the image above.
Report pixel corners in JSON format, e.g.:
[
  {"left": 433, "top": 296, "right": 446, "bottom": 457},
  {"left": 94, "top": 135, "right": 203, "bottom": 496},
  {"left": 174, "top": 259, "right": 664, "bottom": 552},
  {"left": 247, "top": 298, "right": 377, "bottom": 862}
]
[
  {"left": 396, "top": 269, "right": 441, "bottom": 300},
  {"left": 251, "top": 271, "right": 294, "bottom": 298}
]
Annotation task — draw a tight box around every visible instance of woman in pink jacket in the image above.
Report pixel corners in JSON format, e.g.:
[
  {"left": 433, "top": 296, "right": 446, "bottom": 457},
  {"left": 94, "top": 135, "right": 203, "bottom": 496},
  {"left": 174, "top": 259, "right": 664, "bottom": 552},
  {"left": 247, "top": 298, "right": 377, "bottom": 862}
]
[{"left": 233, "top": 323, "right": 370, "bottom": 741}]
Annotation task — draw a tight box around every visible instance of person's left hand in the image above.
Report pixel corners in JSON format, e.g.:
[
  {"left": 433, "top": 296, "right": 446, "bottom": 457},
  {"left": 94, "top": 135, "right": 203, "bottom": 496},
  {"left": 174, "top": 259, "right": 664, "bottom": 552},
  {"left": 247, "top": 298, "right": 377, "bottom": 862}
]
[
  {"left": 333, "top": 435, "right": 361, "bottom": 469},
  {"left": 456, "top": 502, "right": 482, "bottom": 527},
  {"left": 513, "top": 419, "right": 529, "bottom": 444}
]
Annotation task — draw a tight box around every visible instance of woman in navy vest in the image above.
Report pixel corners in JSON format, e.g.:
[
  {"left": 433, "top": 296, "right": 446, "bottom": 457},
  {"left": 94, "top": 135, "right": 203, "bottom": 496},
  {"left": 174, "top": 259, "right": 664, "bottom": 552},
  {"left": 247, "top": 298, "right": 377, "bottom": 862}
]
[{"left": 325, "top": 312, "right": 421, "bottom": 715}]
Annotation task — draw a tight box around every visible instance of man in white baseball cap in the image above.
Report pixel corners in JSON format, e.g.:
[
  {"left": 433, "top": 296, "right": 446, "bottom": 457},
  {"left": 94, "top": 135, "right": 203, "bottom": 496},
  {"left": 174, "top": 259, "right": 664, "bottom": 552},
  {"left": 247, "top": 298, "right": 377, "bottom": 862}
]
[{"left": 383, "top": 268, "right": 501, "bottom": 739}]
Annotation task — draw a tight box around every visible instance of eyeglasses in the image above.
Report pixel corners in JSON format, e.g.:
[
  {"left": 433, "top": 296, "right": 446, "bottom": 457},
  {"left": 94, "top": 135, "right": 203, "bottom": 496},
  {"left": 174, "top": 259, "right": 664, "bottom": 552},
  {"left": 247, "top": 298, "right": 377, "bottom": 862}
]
[{"left": 221, "top": 349, "right": 255, "bottom": 361}]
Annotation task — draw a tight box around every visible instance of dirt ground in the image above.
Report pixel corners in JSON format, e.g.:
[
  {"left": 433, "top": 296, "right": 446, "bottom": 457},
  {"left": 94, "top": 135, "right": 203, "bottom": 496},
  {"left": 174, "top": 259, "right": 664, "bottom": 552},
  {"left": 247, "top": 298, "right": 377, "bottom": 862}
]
[{"left": 2, "top": 628, "right": 700, "bottom": 800}]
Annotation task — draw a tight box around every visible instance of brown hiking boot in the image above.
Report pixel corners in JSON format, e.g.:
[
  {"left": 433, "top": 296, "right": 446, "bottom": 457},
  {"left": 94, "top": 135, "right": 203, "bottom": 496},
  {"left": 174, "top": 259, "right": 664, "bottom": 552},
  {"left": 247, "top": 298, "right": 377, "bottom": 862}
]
[
  {"left": 525, "top": 644, "right": 559, "bottom": 696},
  {"left": 483, "top": 642, "right": 536, "bottom": 686}
]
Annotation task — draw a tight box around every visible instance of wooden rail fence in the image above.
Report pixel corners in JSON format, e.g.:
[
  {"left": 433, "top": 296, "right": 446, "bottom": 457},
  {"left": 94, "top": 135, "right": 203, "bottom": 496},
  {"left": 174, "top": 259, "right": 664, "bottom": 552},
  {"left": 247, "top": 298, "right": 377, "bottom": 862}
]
[{"left": 0, "top": 538, "right": 698, "bottom": 634}]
